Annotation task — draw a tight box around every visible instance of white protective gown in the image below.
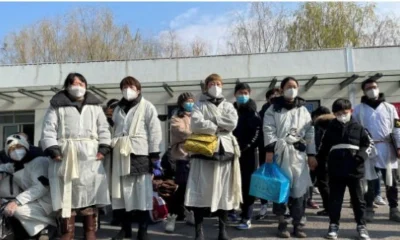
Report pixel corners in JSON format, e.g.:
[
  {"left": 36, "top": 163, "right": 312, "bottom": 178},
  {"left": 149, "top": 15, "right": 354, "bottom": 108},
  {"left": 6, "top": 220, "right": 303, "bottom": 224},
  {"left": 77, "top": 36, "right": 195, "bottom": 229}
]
[
  {"left": 111, "top": 97, "right": 162, "bottom": 211},
  {"left": 0, "top": 157, "right": 56, "bottom": 236},
  {"left": 353, "top": 101, "right": 400, "bottom": 186},
  {"left": 184, "top": 94, "right": 242, "bottom": 212},
  {"left": 263, "top": 100, "right": 316, "bottom": 198},
  {"left": 41, "top": 92, "right": 111, "bottom": 217}
]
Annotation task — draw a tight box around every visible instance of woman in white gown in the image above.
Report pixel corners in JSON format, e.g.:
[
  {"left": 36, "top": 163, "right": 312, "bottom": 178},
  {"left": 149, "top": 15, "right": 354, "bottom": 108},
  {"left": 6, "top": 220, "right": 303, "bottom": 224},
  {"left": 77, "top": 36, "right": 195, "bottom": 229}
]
[
  {"left": 41, "top": 73, "right": 111, "bottom": 240},
  {"left": 0, "top": 134, "right": 56, "bottom": 240},
  {"left": 184, "top": 73, "right": 242, "bottom": 240},
  {"left": 263, "top": 77, "right": 317, "bottom": 238},
  {"left": 110, "top": 76, "right": 162, "bottom": 240}
]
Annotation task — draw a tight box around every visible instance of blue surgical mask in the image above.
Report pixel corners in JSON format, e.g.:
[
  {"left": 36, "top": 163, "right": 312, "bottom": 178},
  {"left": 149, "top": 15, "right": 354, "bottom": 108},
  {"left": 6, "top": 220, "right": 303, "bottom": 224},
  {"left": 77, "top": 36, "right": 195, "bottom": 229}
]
[
  {"left": 236, "top": 95, "right": 249, "bottom": 104},
  {"left": 183, "top": 102, "right": 194, "bottom": 112}
]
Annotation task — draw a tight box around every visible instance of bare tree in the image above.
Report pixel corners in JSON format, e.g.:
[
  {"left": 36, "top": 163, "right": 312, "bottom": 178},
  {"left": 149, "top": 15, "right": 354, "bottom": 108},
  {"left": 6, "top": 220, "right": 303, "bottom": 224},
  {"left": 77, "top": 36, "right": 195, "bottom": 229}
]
[
  {"left": 189, "top": 37, "right": 209, "bottom": 56},
  {"left": 0, "top": 7, "right": 158, "bottom": 64},
  {"left": 226, "top": 2, "right": 289, "bottom": 54},
  {"left": 361, "top": 14, "right": 400, "bottom": 46}
]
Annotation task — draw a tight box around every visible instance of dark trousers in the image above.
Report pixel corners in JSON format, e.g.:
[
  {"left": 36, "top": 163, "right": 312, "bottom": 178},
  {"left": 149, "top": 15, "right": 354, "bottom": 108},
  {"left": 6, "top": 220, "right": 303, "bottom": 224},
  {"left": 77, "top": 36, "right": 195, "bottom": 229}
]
[
  {"left": 366, "top": 168, "right": 398, "bottom": 209},
  {"left": 169, "top": 160, "right": 190, "bottom": 218},
  {"left": 329, "top": 176, "right": 366, "bottom": 226},
  {"left": 316, "top": 166, "right": 330, "bottom": 211},
  {"left": 239, "top": 150, "right": 257, "bottom": 220},
  {"left": 274, "top": 195, "right": 305, "bottom": 226}
]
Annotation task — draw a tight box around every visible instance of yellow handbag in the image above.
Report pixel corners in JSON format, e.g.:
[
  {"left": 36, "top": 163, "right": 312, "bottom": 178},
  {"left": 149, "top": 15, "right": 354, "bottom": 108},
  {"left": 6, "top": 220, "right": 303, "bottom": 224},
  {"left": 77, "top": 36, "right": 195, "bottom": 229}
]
[{"left": 183, "top": 134, "right": 218, "bottom": 157}]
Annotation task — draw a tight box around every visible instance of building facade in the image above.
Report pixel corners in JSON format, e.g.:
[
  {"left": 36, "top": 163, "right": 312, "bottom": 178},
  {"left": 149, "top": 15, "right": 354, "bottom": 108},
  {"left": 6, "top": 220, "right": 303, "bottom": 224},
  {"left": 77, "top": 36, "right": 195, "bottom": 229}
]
[{"left": 1, "top": 46, "right": 400, "bottom": 152}]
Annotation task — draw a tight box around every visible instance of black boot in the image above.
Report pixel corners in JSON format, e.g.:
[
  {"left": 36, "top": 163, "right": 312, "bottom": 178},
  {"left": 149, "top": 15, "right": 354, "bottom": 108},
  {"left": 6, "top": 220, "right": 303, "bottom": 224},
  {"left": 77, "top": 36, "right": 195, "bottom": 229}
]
[
  {"left": 137, "top": 211, "right": 150, "bottom": 240},
  {"left": 111, "top": 209, "right": 125, "bottom": 226},
  {"left": 193, "top": 208, "right": 205, "bottom": 240},
  {"left": 218, "top": 210, "right": 230, "bottom": 240},
  {"left": 112, "top": 210, "right": 132, "bottom": 240}
]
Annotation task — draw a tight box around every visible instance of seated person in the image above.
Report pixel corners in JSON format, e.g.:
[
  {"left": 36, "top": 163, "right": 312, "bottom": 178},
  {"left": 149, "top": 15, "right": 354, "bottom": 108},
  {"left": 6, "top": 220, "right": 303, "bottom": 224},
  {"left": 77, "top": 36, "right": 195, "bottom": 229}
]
[
  {"left": 0, "top": 132, "right": 44, "bottom": 164},
  {"left": 0, "top": 134, "right": 56, "bottom": 239}
]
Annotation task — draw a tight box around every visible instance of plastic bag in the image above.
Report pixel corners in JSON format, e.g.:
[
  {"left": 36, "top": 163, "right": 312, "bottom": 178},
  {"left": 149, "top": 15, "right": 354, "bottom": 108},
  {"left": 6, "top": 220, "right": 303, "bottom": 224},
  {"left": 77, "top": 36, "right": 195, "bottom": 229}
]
[
  {"left": 0, "top": 203, "right": 14, "bottom": 240},
  {"left": 249, "top": 162, "right": 290, "bottom": 204},
  {"left": 149, "top": 192, "right": 168, "bottom": 224}
]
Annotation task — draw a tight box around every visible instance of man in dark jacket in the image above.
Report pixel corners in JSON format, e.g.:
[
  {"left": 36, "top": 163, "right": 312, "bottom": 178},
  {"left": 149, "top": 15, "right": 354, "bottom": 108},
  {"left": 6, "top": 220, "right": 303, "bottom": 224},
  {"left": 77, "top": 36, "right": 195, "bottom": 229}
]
[
  {"left": 312, "top": 107, "right": 335, "bottom": 216},
  {"left": 317, "top": 98, "right": 373, "bottom": 240},
  {"left": 0, "top": 132, "right": 43, "bottom": 164},
  {"left": 233, "top": 82, "right": 262, "bottom": 230},
  {"left": 257, "top": 88, "right": 280, "bottom": 218}
]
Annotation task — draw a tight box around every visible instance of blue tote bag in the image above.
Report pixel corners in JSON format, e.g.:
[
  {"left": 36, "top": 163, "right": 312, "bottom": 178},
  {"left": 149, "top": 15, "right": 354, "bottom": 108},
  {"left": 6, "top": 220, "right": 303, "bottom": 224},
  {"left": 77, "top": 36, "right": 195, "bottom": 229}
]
[{"left": 249, "top": 161, "right": 290, "bottom": 204}]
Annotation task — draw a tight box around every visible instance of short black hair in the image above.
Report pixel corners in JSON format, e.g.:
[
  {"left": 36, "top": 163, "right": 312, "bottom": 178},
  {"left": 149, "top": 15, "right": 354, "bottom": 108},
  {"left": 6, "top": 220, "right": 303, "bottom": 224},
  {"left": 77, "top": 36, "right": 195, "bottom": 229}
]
[
  {"left": 63, "top": 73, "right": 87, "bottom": 89},
  {"left": 106, "top": 99, "right": 119, "bottom": 108},
  {"left": 361, "top": 78, "right": 378, "bottom": 90},
  {"left": 120, "top": 76, "right": 141, "bottom": 91},
  {"left": 234, "top": 82, "right": 251, "bottom": 94},
  {"left": 332, "top": 98, "right": 352, "bottom": 113},
  {"left": 265, "top": 88, "right": 280, "bottom": 100},
  {"left": 280, "top": 77, "right": 299, "bottom": 89},
  {"left": 311, "top": 106, "right": 331, "bottom": 119}
]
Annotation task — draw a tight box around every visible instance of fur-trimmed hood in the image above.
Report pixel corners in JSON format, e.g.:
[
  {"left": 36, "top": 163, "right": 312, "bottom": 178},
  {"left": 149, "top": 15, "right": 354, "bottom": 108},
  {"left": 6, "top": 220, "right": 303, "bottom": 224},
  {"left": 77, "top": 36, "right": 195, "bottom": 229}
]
[{"left": 314, "top": 113, "right": 336, "bottom": 130}]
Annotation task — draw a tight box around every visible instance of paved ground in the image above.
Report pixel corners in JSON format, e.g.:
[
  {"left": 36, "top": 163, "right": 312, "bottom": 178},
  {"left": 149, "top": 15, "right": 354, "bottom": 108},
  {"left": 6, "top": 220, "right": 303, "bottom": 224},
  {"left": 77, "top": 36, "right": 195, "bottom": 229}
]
[{"left": 74, "top": 187, "right": 400, "bottom": 240}]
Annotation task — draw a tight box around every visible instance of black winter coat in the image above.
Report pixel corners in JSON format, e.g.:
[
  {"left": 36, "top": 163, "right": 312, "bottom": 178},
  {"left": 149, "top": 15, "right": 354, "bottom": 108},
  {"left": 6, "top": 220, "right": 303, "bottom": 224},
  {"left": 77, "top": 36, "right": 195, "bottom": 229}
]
[
  {"left": 316, "top": 118, "right": 373, "bottom": 178},
  {"left": 233, "top": 99, "right": 262, "bottom": 153},
  {"left": 233, "top": 99, "right": 262, "bottom": 172}
]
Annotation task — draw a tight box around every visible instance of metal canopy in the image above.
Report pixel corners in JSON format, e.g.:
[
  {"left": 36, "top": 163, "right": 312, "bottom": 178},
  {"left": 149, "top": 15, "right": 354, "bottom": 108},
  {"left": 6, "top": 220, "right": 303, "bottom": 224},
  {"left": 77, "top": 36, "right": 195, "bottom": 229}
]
[
  {"left": 304, "top": 76, "right": 318, "bottom": 92},
  {"left": 18, "top": 89, "right": 43, "bottom": 102},
  {"left": 1, "top": 71, "right": 400, "bottom": 104},
  {"left": 0, "top": 93, "right": 14, "bottom": 103},
  {"left": 268, "top": 77, "right": 277, "bottom": 90},
  {"left": 339, "top": 74, "right": 359, "bottom": 90},
  {"left": 162, "top": 83, "right": 174, "bottom": 97},
  {"left": 89, "top": 86, "right": 107, "bottom": 100}
]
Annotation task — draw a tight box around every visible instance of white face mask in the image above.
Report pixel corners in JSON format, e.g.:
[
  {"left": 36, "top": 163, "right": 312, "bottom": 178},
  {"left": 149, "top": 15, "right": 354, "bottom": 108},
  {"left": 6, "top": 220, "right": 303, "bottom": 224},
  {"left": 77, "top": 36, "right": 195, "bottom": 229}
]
[
  {"left": 123, "top": 88, "right": 138, "bottom": 101},
  {"left": 337, "top": 113, "right": 351, "bottom": 124},
  {"left": 366, "top": 88, "right": 379, "bottom": 99},
  {"left": 68, "top": 86, "right": 86, "bottom": 98},
  {"left": 208, "top": 86, "right": 222, "bottom": 98},
  {"left": 9, "top": 149, "right": 26, "bottom": 161},
  {"left": 284, "top": 88, "right": 298, "bottom": 99}
]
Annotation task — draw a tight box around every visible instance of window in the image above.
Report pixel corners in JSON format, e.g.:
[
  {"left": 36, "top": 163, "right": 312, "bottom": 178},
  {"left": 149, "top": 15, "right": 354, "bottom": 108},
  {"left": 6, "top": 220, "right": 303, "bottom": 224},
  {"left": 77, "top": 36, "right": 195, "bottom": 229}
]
[
  {"left": 0, "top": 111, "right": 35, "bottom": 147},
  {"left": 304, "top": 100, "right": 321, "bottom": 113}
]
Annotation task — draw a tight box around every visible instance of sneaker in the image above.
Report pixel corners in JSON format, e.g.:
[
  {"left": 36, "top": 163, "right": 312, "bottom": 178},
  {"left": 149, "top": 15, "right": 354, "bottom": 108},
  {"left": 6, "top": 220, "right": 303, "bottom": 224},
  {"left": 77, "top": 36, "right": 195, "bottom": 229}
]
[
  {"left": 374, "top": 196, "right": 387, "bottom": 206},
  {"left": 164, "top": 214, "right": 177, "bottom": 233},
  {"left": 313, "top": 187, "right": 320, "bottom": 194},
  {"left": 366, "top": 208, "right": 375, "bottom": 223},
  {"left": 307, "top": 199, "right": 320, "bottom": 209},
  {"left": 184, "top": 208, "right": 195, "bottom": 226},
  {"left": 357, "top": 225, "right": 370, "bottom": 240},
  {"left": 390, "top": 208, "right": 400, "bottom": 222},
  {"left": 228, "top": 212, "right": 240, "bottom": 223},
  {"left": 236, "top": 219, "right": 252, "bottom": 230},
  {"left": 326, "top": 224, "right": 339, "bottom": 239},
  {"left": 300, "top": 216, "right": 307, "bottom": 226},
  {"left": 256, "top": 204, "right": 268, "bottom": 219}
]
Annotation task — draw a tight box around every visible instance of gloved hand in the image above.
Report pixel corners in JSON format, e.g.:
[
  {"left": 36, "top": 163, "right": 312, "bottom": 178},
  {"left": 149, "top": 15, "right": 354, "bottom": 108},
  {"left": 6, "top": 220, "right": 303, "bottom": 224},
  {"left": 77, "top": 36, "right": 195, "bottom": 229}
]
[{"left": 153, "top": 159, "right": 163, "bottom": 177}]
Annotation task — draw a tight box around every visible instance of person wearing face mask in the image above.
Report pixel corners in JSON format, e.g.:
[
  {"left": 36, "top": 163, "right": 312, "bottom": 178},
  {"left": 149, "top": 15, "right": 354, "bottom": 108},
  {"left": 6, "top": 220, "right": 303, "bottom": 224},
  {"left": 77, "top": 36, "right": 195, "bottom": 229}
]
[
  {"left": 164, "top": 92, "right": 195, "bottom": 233},
  {"left": 257, "top": 88, "right": 281, "bottom": 219},
  {"left": 0, "top": 132, "right": 44, "bottom": 164},
  {"left": 317, "top": 98, "right": 373, "bottom": 240},
  {"left": 0, "top": 134, "right": 56, "bottom": 240},
  {"left": 231, "top": 83, "right": 262, "bottom": 230},
  {"left": 41, "top": 72, "right": 112, "bottom": 240},
  {"left": 263, "top": 77, "right": 317, "bottom": 238},
  {"left": 110, "top": 76, "right": 162, "bottom": 240},
  {"left": 352, "top": 78, "right": 400, "bottom": 223},
  {"left": 184, "top": 74, "right": 242, "bottom": 240}
]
